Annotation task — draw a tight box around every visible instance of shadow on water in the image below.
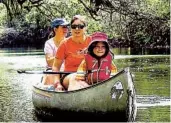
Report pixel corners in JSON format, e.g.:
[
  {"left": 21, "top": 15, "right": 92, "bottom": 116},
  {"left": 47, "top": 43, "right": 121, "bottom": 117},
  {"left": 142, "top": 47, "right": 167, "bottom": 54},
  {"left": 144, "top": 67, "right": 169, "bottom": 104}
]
[{"left": 34, "top": 108, "right": 127, "bottom": 122}]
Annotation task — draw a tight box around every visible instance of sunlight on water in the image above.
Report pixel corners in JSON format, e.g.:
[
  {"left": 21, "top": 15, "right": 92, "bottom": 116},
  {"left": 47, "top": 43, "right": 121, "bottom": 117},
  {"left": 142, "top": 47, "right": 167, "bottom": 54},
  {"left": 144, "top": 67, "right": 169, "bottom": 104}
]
[
  {"left": 115, "top": 55, "right": 169, "bottom": 59},
  {"left": 136, "top": 95, "right": 171, "bottom": 109},
  {"left": 0, "top": 56, "right": 46, "bottom": 70}
]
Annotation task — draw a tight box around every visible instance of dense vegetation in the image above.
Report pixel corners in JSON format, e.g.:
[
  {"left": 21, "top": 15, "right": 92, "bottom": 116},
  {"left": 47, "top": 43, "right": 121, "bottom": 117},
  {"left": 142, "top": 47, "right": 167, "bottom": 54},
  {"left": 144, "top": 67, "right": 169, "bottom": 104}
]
[{"left": 0, "top": 0, "right": 170, "bottom": 54}]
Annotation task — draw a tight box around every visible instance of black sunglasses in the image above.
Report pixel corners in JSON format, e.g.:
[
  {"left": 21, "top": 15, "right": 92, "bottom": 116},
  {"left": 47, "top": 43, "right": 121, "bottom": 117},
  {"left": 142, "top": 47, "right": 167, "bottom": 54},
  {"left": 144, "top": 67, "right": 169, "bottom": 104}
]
[{"left": 71, "top": 24, "right": 85, "bottom": 29}]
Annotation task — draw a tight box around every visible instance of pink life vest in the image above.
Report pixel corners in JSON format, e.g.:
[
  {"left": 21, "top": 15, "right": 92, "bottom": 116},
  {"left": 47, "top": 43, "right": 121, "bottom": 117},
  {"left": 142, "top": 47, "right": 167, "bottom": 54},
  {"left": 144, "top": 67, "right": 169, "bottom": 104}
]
[{"left": 85, "top": 53, "right": 113, "bottom": 84}]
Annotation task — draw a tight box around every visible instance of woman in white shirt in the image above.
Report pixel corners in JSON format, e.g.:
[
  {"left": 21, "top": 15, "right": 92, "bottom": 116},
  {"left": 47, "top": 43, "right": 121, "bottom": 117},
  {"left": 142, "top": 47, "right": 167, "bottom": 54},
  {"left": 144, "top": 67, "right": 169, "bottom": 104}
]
[
  {"left": 43, "top": 18, "right": 69, "bottom": 85},
  {"left": 44, "top": 18, "right": 69, "bottom": 68}
]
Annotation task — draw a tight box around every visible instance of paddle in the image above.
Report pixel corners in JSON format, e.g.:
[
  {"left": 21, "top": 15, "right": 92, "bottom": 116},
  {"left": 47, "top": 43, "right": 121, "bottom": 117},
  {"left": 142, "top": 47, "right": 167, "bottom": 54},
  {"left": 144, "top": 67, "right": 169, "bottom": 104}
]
[
  {"left": 17, "top": 70, "right": 85, "bottom": 74},
  {"left": 17, "top": 70, "right": 74, "bottom": 74}
]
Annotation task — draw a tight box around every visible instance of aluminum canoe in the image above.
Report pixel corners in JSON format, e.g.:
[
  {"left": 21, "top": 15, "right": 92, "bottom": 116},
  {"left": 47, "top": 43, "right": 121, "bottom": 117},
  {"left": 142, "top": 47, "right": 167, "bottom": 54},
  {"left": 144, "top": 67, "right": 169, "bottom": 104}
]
[{"left": 32, "top": 67, "right": 137, "bottom": 122}]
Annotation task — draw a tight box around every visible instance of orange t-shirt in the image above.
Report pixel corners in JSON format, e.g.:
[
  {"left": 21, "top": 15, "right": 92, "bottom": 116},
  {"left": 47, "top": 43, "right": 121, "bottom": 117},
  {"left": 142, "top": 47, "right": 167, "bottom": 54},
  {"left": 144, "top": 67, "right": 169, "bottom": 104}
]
[{"left": 56, "top": 36, "right": 91, "bottom": 72}]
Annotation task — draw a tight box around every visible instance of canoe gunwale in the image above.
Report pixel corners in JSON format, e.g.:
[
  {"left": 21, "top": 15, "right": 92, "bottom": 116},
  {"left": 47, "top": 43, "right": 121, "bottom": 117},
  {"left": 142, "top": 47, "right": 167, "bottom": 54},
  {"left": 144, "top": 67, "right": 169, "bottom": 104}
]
[{"left": 32, "top": 68, "right": 126, "bottom": 93}]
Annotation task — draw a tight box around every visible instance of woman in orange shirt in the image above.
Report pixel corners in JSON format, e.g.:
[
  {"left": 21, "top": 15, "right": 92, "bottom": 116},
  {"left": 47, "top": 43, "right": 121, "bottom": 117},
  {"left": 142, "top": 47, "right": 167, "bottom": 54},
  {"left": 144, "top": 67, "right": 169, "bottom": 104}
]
[{"left": 52, "top": 15, "right": 91, "bottom": 91}]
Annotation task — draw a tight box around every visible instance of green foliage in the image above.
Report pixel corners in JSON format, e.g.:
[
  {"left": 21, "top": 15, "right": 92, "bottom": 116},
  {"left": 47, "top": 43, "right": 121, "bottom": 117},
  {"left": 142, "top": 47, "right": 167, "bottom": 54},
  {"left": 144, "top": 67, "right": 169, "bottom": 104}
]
[
  {"left": 85, "top": 0, "right": 170, "bottom": 48},
  {"left": 86, "top": 19, "right": 102, "bottom": 35},
  {"left": 0, "top": 4, "right": 7, "bottom": 26},
  {"left": 0, "top": 0, "right": 169, "bottom": 49},
  {"left": 146, "top": 0, "right": 170, "bottom": 17}
]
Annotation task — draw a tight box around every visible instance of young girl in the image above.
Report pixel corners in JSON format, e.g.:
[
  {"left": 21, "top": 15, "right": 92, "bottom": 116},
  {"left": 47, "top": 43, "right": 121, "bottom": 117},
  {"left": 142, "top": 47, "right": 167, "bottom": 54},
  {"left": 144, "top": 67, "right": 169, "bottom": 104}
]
[{"left": 68, "top": 32, "right": 117, "bottom": 90}]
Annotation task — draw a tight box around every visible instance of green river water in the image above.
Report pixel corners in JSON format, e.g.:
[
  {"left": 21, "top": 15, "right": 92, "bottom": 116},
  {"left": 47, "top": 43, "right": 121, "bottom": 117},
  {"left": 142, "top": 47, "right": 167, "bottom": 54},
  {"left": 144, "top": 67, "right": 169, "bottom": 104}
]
[{"left": 0, "top": 49, "right": 170, "bottom": 122}]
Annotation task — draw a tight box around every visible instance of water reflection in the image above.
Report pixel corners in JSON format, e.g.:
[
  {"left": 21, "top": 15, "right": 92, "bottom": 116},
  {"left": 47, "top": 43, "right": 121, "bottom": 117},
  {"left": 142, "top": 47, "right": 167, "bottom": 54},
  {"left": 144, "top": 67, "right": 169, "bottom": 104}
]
[
  {"left": 0, "top": 48, "right": 44, "bottom": 56},
  {"left": 115, "top": 56, "right": 170, "bottom": 97}
]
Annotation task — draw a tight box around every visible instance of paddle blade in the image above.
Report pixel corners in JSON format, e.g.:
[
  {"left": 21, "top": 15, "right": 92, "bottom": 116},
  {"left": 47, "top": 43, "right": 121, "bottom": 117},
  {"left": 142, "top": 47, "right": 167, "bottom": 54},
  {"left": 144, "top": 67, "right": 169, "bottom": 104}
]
[{"left": 17, "top": 70, "right": 26, "bottom": 73}]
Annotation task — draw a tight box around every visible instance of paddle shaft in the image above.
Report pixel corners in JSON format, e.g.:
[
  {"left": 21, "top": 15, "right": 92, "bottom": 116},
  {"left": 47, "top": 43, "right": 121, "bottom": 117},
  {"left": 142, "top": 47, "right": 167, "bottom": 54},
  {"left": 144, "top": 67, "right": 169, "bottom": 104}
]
[
  {"left": 17, "top": 70, "right": 85, "bottom": 74},
  {"left": 17, "top": 68, "right": 125, "bottom": 75}
]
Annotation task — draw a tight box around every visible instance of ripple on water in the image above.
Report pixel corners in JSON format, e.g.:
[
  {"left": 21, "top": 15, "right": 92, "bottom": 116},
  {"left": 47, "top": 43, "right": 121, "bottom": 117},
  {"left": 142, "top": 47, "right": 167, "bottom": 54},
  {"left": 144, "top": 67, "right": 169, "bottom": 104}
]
[{"left": 136, "top": 95, "right": 171, "bottom": 108}]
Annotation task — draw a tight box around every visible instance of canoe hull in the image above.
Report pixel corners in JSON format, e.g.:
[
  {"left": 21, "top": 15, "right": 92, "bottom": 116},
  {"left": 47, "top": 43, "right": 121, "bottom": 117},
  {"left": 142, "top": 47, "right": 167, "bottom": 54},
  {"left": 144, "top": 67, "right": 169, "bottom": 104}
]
[{"left": 32, "top": 68, "right": 137, "bottom": 121}]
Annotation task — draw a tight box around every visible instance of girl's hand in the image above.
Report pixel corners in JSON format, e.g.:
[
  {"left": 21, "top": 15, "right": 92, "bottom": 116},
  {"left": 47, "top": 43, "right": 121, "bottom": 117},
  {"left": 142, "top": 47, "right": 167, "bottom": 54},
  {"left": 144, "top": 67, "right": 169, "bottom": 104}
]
[{"left": 54, "top": 82, "right": 64, "bottom": 91}]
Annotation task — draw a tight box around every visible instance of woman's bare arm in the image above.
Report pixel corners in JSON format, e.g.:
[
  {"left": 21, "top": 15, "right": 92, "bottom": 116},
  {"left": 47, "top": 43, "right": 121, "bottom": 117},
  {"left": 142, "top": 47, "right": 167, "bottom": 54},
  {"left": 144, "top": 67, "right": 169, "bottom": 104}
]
[
  {"left": 52, "top": 57, "right": 64, "bottom": 90},
  {"left": 45, "top": 54, "right": 55, "bottom": 67}
]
